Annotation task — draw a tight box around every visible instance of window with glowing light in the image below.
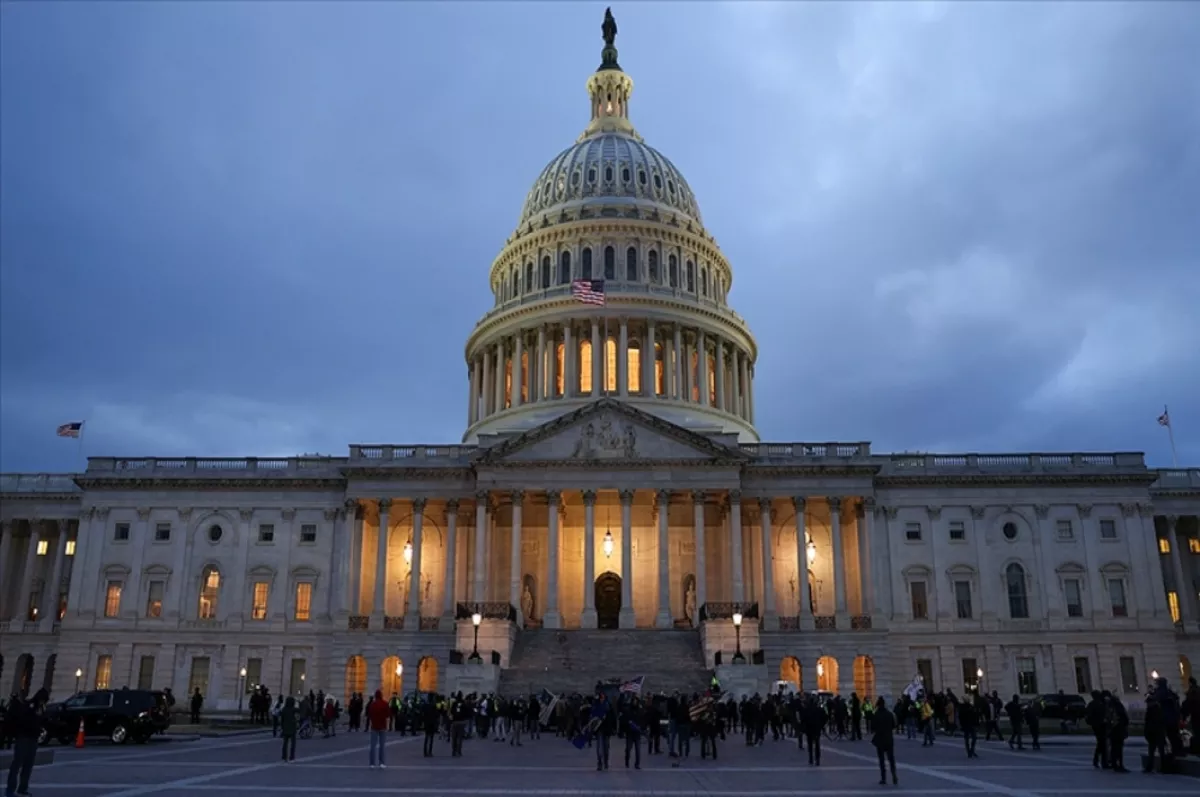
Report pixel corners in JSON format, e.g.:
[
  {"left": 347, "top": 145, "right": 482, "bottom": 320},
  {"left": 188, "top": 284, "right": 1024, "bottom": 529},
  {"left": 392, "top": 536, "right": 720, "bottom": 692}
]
[
  {"left": 627, "top": 341, "right": 641, "bottom": 393},
  {"left": 708, "top": 354, "right": 717, "bottom": 406},
  {"left": 199, "top": 566, "right": 221, "bottom": 620},
  {"left": 579, "top": 339, "right": 593, "bottom": 394},
  {"left": 295, "top": 583, "right": 313, "bottom": 622},
  {"left": 605, "top": 337, "right": 617, "bottom": 392},
  {"left": 691, "top": 348, "right": 700, "bottom": 402},
  {"left": 520, "top": 351, "right": 529, "bottom": 403},
  {"left": 252, "top": 582, "right": 269, "bottom": 620},
  {"left": 555, "top": 342, "right": 565, "bottom": 396},
  {"left": 504, "top": 358, "right": 512, "bottom": 408},
  {"left": 654, "top": 343, "right": 664, "bottom": 396}
]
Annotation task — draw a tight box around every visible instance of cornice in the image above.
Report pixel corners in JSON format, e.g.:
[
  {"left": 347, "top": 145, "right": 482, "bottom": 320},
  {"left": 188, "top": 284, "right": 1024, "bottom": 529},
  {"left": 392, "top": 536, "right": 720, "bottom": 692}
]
[
  {"left": 483, "top": 458, "right": 747, "bottom": 470},
  {"left": 0, "top": 492, "right": 82, "bottom": 503},
  {"left": 744, "top": 465, "right": 880, "bottom": 479},
  {"left": 1149, "top": 488, "right": 1200, "bottom": 499},
  {"left": 338, "top": 467, "right": 475, "bottom": 481},
  {"left": 73, "top": 477, "right": 348, "bottom": 491}
]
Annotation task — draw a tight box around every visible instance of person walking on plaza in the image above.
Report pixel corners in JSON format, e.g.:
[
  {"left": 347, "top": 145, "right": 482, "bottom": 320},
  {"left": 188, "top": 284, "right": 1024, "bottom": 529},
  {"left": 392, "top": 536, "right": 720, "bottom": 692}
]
[
  {"left": 1107, "top": 692, "right": 1129, "bottom": 773},
  {"left": 5, "top": 688, "right": 47, "bottom": 797},
  {"left": 422, "top": 697, "right": 441, "bottom": 757},
  {"left": 190, "top": 688, "right": 203, "bottom": 724},
  {"left": 366, "top": 690, "right": 391, "bottom": 768},
  {"left": 871, "top": 696, "right": 898, "bottom": 786},
  {"left": 279, "top": 697, "right": 298, "bottom": 762},
  {"left": 1004, "top": 695, "right": 1024, "bottom": 750},
  {"left": 1024, "top": 698, "right": 1041, "bottom": 751},
  {"left": 801, "top": 695, "right": 826, "bottom": 766},
  {"left": 1086, "top": 690, "right": 1109, "bottom": 769},
  {"left": 959, "top": 695, "right": 980, "bottom": 758},
  {"left": 593, "top": 693, "right": 616, "bottom": 771}
]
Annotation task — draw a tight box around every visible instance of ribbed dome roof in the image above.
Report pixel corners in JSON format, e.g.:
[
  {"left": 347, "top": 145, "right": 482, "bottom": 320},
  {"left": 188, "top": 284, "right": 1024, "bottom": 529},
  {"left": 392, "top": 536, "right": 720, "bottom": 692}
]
[{"left": 517, "top": 132, "right": 703, "bottom": 227}]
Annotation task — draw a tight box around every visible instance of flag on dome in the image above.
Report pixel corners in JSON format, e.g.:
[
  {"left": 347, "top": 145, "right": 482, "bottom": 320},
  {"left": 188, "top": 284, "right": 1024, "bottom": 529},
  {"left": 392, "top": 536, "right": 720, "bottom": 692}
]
[
  {"left": 571, "top": 279, "right": 606, "bottom": 305},
  {"left": 56, "top": 421, "right": 84, "bottom": 438}
]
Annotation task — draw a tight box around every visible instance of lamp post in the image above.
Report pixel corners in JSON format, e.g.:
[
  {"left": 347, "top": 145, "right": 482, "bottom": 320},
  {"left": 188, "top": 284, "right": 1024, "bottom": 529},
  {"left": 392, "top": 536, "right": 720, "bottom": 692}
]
[
  {"left": 470, "top": 612, "right": 483, "bottom": 661},
  {"left": 238, "top": 667, "right": 247, "bottom": 715},
  {"left": 396, "top": 662, "right": 404, "bottom": 695},
  {"left": 732, "top": 611, "right": 745, "bottom": 663},
  {"left": 75, "top": 668, "right": 83, "bottom": 694},
  {"left": 976, "top": 667, "right": 984, "bottom": 694}
]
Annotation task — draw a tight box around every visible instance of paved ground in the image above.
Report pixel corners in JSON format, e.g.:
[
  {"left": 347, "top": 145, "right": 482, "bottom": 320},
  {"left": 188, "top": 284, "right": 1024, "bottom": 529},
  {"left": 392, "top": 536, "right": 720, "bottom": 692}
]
[{"left": 18, "top": 728, "right": 1200, "bottom": 796}]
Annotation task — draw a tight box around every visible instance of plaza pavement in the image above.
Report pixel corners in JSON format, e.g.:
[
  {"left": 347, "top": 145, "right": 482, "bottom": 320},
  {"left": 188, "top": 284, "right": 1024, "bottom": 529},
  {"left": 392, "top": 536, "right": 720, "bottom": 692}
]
[{"left": 20, "top": 727, "right": 1200, "bottom": 796}]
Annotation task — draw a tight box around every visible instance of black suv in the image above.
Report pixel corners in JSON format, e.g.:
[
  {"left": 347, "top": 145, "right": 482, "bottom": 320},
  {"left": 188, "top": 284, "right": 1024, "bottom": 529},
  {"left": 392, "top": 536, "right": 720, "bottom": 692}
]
[{"left": 41, "top": 688, "right": 171, "bottom": 745}]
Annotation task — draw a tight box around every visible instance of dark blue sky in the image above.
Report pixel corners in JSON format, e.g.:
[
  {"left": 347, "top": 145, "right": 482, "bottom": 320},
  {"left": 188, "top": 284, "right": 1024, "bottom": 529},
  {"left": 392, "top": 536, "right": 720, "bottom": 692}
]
[{"left": 2, "top": 2, "right": 1198, "bottom": 472}]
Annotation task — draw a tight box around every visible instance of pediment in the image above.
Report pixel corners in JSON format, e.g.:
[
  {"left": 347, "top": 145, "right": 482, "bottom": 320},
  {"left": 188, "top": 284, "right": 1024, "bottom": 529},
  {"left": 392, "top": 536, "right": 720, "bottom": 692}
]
[{"left": 477, "top": 399, "right": 747, "bottom": 465}]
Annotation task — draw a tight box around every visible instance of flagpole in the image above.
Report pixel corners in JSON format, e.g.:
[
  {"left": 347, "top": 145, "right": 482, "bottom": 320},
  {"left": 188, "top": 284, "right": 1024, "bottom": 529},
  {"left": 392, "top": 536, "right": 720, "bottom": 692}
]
[
  {"left": 77, "top": 421, "right": 87, "bottom": 471},
  {"left": 1164, "top": 405, "right": 1179, "bottom": 468}
]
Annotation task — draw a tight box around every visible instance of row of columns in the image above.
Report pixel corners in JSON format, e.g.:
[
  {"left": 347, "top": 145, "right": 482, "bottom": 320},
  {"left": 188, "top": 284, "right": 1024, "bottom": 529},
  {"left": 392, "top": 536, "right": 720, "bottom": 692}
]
[
  {"left": 466, "top": 320, "right": 755, "bottom": 427},
  {"left": 1165, "top": 515, "right": 1200, "bottom": 626},
  {"left": 0, "top": 520, "right": 74, "bottom": 623}
]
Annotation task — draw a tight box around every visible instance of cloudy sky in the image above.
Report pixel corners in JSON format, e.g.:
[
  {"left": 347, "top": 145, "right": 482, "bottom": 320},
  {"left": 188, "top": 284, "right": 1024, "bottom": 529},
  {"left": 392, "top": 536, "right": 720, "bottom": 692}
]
[{"left": 2, "top": 1, "right": 1197, "bottom": 472}]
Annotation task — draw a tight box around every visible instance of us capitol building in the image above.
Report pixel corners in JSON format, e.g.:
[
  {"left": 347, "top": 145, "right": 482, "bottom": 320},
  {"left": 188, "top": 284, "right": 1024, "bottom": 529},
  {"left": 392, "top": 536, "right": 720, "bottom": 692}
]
[{"left": 2, "top": 12, "right": 1199, "bottom": 710}]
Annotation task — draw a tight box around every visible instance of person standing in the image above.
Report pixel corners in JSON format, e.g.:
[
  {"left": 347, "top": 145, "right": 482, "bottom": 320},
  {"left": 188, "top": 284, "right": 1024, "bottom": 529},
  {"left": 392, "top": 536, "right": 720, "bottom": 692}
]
[
  {"left": 593, "top": 693, "right": 615, "bottom": 771},
  {"left": 422, "top": 698, "right": 440, "bottom": 757},
  {"left": 620, "top": 697, "right": 642, "bottom": 769},
  {"left": 959, "top": 695, "right": 980, "bottom": 758},
  {"left": 5, "top": 689, "right": 47, "bottom": 797},
  {"left": 801, "top": 695, "right": 826, "bottom": 766},
  {"left": 366, "top": 690, "right": 390, "bottom": 769},
  {"left": 189, "top": 688, "right": 203, "bottom": 725},
  {"left": 1004, "top": 695, "right": 1024, "bottom": 751},
  {"left": 1108, "top": 694, "right": 1129, "bottom": 773},
  {"left": 279, "top": 697, "right": 298, "bottom": 762},
  {"left": 1085, "top": 690, "right": 1108, "bottom": 769},
  {"left": 871, "top": 697, "right": 898, "bottom": 786},
  {"left": 849, "top": 693, "right": 863, "bottom": 741}
]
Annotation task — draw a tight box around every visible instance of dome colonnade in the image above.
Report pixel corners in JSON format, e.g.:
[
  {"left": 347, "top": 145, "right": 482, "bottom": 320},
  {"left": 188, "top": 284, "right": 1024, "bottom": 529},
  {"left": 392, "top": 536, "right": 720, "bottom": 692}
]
[{"left": 462, "top": 11, "right": 759, "bottom": 443}]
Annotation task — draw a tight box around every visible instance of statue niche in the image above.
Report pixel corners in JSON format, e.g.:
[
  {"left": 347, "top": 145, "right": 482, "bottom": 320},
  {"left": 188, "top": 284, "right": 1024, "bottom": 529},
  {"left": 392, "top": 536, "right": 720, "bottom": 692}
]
[
  {"left": 682, "top": 573, "right": 697, "bottom": 628},
  {"left": 521, "top": 574, "right": 537, "bottom": 627}
]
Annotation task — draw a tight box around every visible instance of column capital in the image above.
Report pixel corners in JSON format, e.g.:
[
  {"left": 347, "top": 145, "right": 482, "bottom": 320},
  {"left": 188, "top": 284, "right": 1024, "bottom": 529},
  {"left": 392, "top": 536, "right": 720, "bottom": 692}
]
[
  {"left": 1138, "top": 503, "right": 1155, "bottom": 518},
  {"left": 860, "top": 497, "right": 876, "bottom": 516},
  {"left": 728, "top": 489, "right": 743, "bottom": 504},
  {"left": 474, "top": 489, "right": 490, "bottom": 502},
  {"left": 619, "top": 489, "right": 635, "bottom": 506},
  {"left": 238, "top": 508, "right": 254, "bottom": 522},
  {"left": 827, "top": 496, "right": 842, "bottom": 513},
  {"left": 691, "top": 489, "right": 707, "bottom": 505},
  {"left": 1034, "top": 504, "right": 1050, "bottom": 519},
  {"left": 545, "top": 489, "right": 562, "bottom": 506},
  {"left": 969, "top": 505, "right": 986, "bottom": 519},
  {"left": 655, "top": 489, "right": 671, "bottom": 507},
  {"left": 136, "top": 507, "right": 152, "bottom": 521},
  {"left": 323, "top": 508, "right": 338, "bottom": 522},
  {"left": 758, "top": 496, "right": 773, "bottom": 515},
  {"left": 446, "top": 498, "right": 460, "bottom": 514},
  {"left": 412, "top": 497, "right": 427, "bottom": 513},
  {"left": 581, "top": 490, "right": 597, "bottom": 506},
  {"left": 378, "top": 498, "right": 392, "bottom": 512},
  {"left": 1119, "top": 502, "right": 1137, "bottom": 518},
  {"left": 792, "top": 496, "right": 806, "bottom": 513},
  {"left": 510, "top": 490, "right": 525, "bottom": 507},
  {"left": 281, "top": 508, "right": 297, "bottom": 522}
]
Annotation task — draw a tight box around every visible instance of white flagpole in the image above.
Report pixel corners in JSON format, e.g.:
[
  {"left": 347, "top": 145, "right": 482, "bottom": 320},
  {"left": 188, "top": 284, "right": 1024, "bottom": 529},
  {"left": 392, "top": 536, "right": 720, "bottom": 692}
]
[
  {"left": 77, "top": 421, "right": 87, "bottom": 468},
  {"left": 1163, "top": 405, "right": 1179, "bottom": 468}
]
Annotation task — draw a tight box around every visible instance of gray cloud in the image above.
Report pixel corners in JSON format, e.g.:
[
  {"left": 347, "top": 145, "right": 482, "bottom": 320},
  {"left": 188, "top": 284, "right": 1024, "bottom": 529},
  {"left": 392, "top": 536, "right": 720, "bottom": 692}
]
[{"left": 2, "top": 2, "right": 1197, "bottom": 470}]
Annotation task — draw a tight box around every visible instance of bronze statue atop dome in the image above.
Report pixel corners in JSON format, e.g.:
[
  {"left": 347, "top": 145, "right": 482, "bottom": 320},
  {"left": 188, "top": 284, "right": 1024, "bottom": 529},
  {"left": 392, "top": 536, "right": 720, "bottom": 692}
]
[{"left": 602, "top": 8, "right": 618, "bottom": 49}]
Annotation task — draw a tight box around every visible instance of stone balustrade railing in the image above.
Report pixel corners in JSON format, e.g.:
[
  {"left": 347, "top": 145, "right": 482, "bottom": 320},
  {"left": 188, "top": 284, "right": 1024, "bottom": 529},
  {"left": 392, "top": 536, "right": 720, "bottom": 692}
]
[
  {"left": 84, "top": 457, "right": 342, "bottom": 475},
  {"left": 879, "top": 452, "right": 1146, "bottom": 473},
  {"left": 348, "top": 445, "right": 478, "bottom": 462},
  {"left": 0, "top": 473, "right": 80, "bottom": 493},
  {"left": 1153, "top": 468, "right": 1200, "bottom": 489},
  {"left": 740, "top": 443, "right": 871, "bottom": 458}
]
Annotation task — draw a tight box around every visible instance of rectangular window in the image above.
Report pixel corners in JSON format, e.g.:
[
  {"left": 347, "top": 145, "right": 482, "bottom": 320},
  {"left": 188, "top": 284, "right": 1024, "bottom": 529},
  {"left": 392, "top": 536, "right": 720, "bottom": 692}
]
[
  {"left": 114, "top": 522, "right": 130, "bottom": 541},
  {"left": 961, "top": 657, "right": 980, "bottom": 693},
  {"left": 916, "top": 659, "right": 934, "bottom": 693},
  {"left": 948, "top": 520, "right": 966, "bottom": 541},
  {"left": 252, "top": 582, "right": 269, "bottom": 620},
  {"left": 245, "top": 658, "right": 263, "bottom": 692},
  {"left": 300, "top": 524, "right": 317, "bottom": 544},
  {"left": 189, "top": 657, "right": 211, "bottom": 698},
  {"left": 104, "top": 581, "right": 123, "bottom": 618},
  {"left": 1016, "top": 656, "right": 1038, "bottom": 695},
  {"left": 137, "top": 656, "right": 155, "bottom": 690},
  {"left": 1168, "top": 591, "right": 1180, "bottom": 623},
  {"left": 1189, "top": 538, "right": 1200, "bottom": 554},
  {"left": 1099, "top": 519, "right": 1117, "bottom": 539},
  {"left": 289, "top": 659, "right": 307, "bottom": 695},
  {"left": 65, "top": 539, "right": 76, "bottom": 556},
  {"left": 910, "top": 581, "right": 928, "bottom": 620},
  {"left": 1107, "top": 578, "right": 1127, "bottom": 616},
  {"left": 1065, "top": 579, "right": 1084, "bottom": 618},
  {"left": 257, "top": 524, "right": 274, "bottom": 543},
  {"left": 1118, "top": 656, "right": 1138, "bottom": 693},
  {"left": 36, "top": 539, "right": 49, "bottom": 556},
  {"left": 904, "top": 522, "right": 922, "bottom": 541},
  {"left": 294, "top": 583, "right": 312, "bottom": 621},
  {"left": 1159, "top": 537, "right": 1170, "bottom": 554},
  {"left": 95, "top": 655, "right": 112, "bottom": 690},
  {"left": 1056, "top": 519, "right": 1073, "bottom": 540},
  {"left": 579, "top": 340, "right": 592, "bottom": 393},
  {"left": 1073, "top": 656, "right": 1093, "bottom": 694},
  {"left": 954, "top": 580, "right": 973, "bottom": 619},
  {"left": 154, "top": 523, "right": 171, "bottom": 542},
  {"left": 146, "top": 581, "right": 164, "bottom": 618},
  {"left": 627, "top": 344, "right": 641, "bottom": 393}
]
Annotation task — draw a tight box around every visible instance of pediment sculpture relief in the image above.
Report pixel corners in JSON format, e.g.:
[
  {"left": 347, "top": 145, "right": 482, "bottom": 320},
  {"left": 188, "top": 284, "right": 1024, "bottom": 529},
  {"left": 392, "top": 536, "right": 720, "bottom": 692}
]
[{"left": 571, "top": 418, "right": 637, "bottom": 460}]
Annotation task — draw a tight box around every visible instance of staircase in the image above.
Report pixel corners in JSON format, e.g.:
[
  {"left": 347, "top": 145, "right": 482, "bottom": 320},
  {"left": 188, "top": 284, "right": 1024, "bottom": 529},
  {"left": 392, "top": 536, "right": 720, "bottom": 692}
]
[{"left": 497, "top": 629, "right": 712, "bottom": 697}]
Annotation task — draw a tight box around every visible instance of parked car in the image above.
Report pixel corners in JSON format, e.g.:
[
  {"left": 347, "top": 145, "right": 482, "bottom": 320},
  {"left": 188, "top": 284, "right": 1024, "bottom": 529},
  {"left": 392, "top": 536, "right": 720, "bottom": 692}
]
[
  {"left": 40, "top": 688, "right": 171, "bottom": 745},
  {"left": 1033, "top": 693, "right": 1088, "bottom": 728}
]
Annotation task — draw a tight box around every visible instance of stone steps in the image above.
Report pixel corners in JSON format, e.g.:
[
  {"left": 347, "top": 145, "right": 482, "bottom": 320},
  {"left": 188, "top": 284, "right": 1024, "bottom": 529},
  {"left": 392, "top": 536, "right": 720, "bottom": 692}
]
[{"left": 498, "top": 629, "right": 711, "bottom": 697}]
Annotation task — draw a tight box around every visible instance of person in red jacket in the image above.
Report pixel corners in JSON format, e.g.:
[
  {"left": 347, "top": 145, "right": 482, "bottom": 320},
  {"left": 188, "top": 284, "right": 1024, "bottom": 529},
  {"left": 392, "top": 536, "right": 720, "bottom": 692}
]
[{"left": 366, "top": 690, "right": 391, "bottom": 768}]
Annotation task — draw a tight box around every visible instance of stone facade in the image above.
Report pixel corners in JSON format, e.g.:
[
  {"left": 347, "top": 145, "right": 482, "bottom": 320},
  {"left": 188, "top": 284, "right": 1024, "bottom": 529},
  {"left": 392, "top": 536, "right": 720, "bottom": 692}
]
[{"left": 2, "top": 13, "right": 1199, "bottom": 710}]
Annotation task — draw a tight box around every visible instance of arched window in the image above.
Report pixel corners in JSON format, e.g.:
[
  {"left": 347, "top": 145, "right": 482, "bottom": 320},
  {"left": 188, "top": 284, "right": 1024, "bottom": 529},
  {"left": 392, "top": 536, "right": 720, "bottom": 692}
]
[
  {"left": 579, "top": 339, "right": 592, "bottom": 394},
  {"left": 554, "top": 341, "right": 565, "bottom": 396},
  {"left": 605, "top": 336, "right": 617, "bottom": 392},
  {"left": 627, "top": 340, "right": 641, "bottom": 393},
  {"left": 648, "top": 250, "right": 660, "bottom": 283},
  {"left": 559, "top": 251, "right": 571, "bottom": 284},
  {"left": 668, "top": 255, "right": 678, "bottom": 288},
  {"left": 582, "top": 247, "right": 593, "bottom": 280},
  {"left": 701, "top": 267, "right": 709, "bottom": 296},
  {"left": 686, "top": 260, "right": 695, "bottom": 292},
  {"left": 199, "top": 565, "right": 220, "bottom": 620},
  {"left": 626, "top": 247, "right": 637, "bottom": 281},
  {"left": 541, "top": 256, "right": 551, "bottom": 289},
  {"left": 524, "top": 262, "right": 534, "bottom": 293},
  {"left": 603, "top": 246, "right": 615, "bottom": 280},
  {"left": 1006, "top": 563, "right": 1029, "bottom": 619},
  {"left": 654, "top": 342, "right": 664, "bottom": 396},
  {"left": 708, "top": 352, "right": 717, "bottom": 406}
]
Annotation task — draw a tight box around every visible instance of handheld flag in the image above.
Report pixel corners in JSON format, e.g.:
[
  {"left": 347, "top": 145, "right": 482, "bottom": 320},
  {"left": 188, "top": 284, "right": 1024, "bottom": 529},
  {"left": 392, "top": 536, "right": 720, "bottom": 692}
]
[{"left": 619, "top": 675, "right": 645, "bottom": 695}]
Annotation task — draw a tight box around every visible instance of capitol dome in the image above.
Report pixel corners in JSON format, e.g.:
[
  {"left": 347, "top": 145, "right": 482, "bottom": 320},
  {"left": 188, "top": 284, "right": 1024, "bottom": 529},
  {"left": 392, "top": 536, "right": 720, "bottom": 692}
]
[{"left": 463, "top": 10, "right": 759, "bottom": 445}]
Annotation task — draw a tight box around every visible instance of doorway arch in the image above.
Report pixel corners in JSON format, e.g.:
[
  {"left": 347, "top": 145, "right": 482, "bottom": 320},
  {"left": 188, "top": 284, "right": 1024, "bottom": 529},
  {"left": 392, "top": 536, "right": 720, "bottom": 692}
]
[
  {"left": 780, "top": 656, "right": 802, "bottom": 691},
  {"left": 595, "top": 572, "right": 622, "bottom": 629},
  {"left": 418, "top": 657, "right": 438, "bottom": 693},
  {"left": 817, "top": 655, "right": 839, "bottom": 694},
  {"left": 381, "top": 656, "right": 403, "bottom": 698},
  {"left": 344, "top": 655, "right": 367, "bottom": 703}
]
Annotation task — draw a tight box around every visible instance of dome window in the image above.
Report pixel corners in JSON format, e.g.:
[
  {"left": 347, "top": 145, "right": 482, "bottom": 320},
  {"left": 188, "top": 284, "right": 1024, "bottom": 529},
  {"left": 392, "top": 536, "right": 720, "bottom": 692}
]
[
  {"left": 541, "top": 256, "right": 551, "bottom": 289},
  {"left": 668, "top": 254, "right": 678, "bottom": 288},
  {"left": 587, "top": 168, "right": 596, "bottom": 184},
  {"left": 638, "top": 169, "right": 647, "bottom": 186},
  {"left": 604, "top": 166, "right": 614, "bottom": 183},
  {"left": 686, "top": 261, "right": 695, "bottom": 293},
  {"left": 622, "top": 167, "right": 631, "bottom": 184},
  {"left": 648, "top": 250, "right": 660, "bottom": 283},
  {"left": 668, "top": 180, "right": 676, "bottom": 195},
  {"left": 556, "top": 175, "right": 566, "bottom": 194},
  {"left": 559, "top": 251, "right": 571, "bottom": 284},
  {"left": 701, "top": 267, "right": 708, "bottom": 297},
  {"left": 524, "top": 262, "right": 534, "bottom": 293},
  {"left": 582, "top": 247, "right": 593, "bottom": 280},
  {"left": 604, "top": 246, "right": 616, "bottom": 280},
  {"left": 653, "top": 174, "right": 662, "bottom": 191},
  {"left": 626, "top": 247, "right": 637, "bottom": 281},
  {"left": 571, "top": 171, "right": 581, "bottom": 187}
]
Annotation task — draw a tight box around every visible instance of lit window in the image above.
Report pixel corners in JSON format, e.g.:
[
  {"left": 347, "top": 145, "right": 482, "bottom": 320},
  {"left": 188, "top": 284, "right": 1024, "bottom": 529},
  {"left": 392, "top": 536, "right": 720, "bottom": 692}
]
[
  {"left": 1159, "top": 538, "right": 1171, "bottom": 554},
  {"left": 1189, "top": 538, "right": 1200, "bottom": 554},
  {"left": 36, "top": 540, "right": 49, "bottom": 556},
  {"left": 690, "top": 348, "right": 700, "bottom": 402},
  {"left": 146, "top": 581, "right": 164, "bottom": 618},
  {"left": 579, "top": 339, "right": 593, "bottom": 393},
  {"left": 605, "top": 337, "right": 617, "bottom": 392},
  {"left": 504, "top": 357, "right": 512, "bottom": 408},
  {"left": 104, "top": 582, "right": 122, "bottom": 618},
  {"left": 199, "top": 566, "right": 221, "bottom": 619},
  {"left": 707, "top": 355, "right": 716, "bottom": 406},
  {"left": 65, "top": 539, "right": 76, "bottom": 556},
  {"left": 294, "top": 583, "right": 312, "bottom": 622},
  {"left": 95, "top": 655, "right": 112, "bottom": 690},
  {"left": 520, "top": 351, "right": 529, "bottom": 402},
  {"left": 627, "top": 343, "right": 641, "bottom": 393},
  {"left": 252, "top": 582, "right": 269, "bottom": 620},
  {"left": 654, "top": 343, "right": 664, "bottom": 396},
  {"left": 1168, "top": 591, "right": 1181, "bottom": 623},
  {"left": 555, "top": 342, "right": 565, "bottom": 397}
]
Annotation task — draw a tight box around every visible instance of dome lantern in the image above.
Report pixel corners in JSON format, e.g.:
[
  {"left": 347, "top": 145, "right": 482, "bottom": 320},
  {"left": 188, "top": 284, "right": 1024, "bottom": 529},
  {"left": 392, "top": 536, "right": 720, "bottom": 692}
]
[{"left": 582, "top": 9, "right": 638, "bottom": 141}]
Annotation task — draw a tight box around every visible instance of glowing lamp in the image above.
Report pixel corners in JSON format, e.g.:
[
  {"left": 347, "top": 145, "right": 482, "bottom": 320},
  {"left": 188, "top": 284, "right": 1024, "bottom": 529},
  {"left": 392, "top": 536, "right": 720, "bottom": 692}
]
[{"left": 602, "top": 530, "right": 614, "bottom": 558}]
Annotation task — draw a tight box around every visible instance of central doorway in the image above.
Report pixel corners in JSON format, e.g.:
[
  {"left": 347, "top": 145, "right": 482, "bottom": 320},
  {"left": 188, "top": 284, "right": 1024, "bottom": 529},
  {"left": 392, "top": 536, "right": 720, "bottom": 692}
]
[{"left": 595, "top": 572, "right": 622, "bottom": 629}]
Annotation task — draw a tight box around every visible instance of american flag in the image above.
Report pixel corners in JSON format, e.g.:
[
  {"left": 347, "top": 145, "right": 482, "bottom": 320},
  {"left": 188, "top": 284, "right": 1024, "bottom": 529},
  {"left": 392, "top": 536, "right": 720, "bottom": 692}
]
[
  {"left": 1157, "top": 409, "right": 1171, "bottom": 428},
  {"left": 571, "top": 279, "right": 606, "bottom": 305},
  {"left": 618, "top": 675, "right": 644, "bottom": 695},
  {"left": 56, "top": 422, "right": 84, "bottom": 438}
]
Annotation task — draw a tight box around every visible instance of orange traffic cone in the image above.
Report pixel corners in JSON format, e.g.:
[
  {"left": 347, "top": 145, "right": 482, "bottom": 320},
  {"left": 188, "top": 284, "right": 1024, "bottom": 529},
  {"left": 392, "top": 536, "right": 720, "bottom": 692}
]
[{"left": 75, "top": 719, "right": 85, "bottom": 748}]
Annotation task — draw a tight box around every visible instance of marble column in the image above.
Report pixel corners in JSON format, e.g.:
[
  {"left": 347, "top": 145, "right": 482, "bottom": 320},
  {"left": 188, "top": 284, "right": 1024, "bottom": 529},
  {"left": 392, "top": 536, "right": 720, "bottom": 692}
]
[
  {"left": 739, "top": 354, "right": 750, "bottom": 418},
  {"left": 729, "top": 492, "right": 744, "bottom": 605},
  {"left": 715, "top": 338, "right": 726, "bottom": 412},
  {"left": 0, "top": 522, "right": 14, "bottom": 619},
  {"left": 1167, "top": 516, "right": 1192, "bottom": 624},
  {"left": 697, "top": 331, "right": 709, "bottom": 406},
  {"left": 692, "top": 491, "right": 707, "bottom": 626},
  {"left": 618, "top": 318, "right": 629, "bottom": 396},
  {"left": 341, "top": 501, "right": 361, "bottom": 616},
  {"left": 759, "top": 498, "right": 777, "bottom": 629},
  {"left": 473, "top": 492, "right": 488, "bottom": 603},
  {"left": 858, "top": 499, "right": 877, "bottom": 617},
  {"left": 619, "top": 489, "right": 636, "bottom": 628},
  {"left": 481, "top": 353, "right": 492, "bottom": 417},
  {"left": 14, "top": 522, "right": 40, "bottom": 621},
  {"left": 591, "top": 319, "right": 602, "bottom": 396},
  {"left": 442, "top": 501, "right": 458, "bottom": 622},
  {"left": 493, "top": 342, "right": 504, "bottom": 412},
  {"left": 563, "top": 325, "right": 574, "bottom": 397},
  {"left": 468, "top": 359, "right": 478, "bottom": 426},
  {"left": 510, "top": 491, "right": 524, "bottom": 620},
  {"left": 373, "top": 500, "right": 390, "bottom": 618},
  {"left": 793, "top": 497, "right": 812, "bottom": 629},
  {"left": 407, "top": 498, "right": 426, "bottom": 620},
  {"left": 829, "top": 497, "right": 848, "bottom": 619},
  {"left": 644, "top": 322, "right": 656, "bottom": 396},
  {"left": 732, "top": 352, "right": 743, "bottom": 418},
  {"left": 512, "top": 332, "right": 524, "bottom": 408},
  {"left": 544, "top": 491, "right": 563, "bottom": 628},
  {"left": 545, "top": 324, "right": 557, "bottom": 400},
  {"left": 581, "top": 490, "right": 597, "bottom": 628},
  {"left": 655, "top": 490, "right": 672, "bottom": 628},
  {"left": 536, "top": 326, "right": 546, "bottom": 401},
  {"left": 673, "top": 325, "right": 684, "bottom": 401},
  {"left": 44, "top": 522, "right": 70, "bottom": 624}
]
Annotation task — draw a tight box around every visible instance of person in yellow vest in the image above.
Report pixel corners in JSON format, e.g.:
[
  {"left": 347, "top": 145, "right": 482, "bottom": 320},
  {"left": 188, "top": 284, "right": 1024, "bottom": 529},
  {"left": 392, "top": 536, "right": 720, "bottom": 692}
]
[{"left": 920, "top": 699, "right": 936, "bottom": 746}]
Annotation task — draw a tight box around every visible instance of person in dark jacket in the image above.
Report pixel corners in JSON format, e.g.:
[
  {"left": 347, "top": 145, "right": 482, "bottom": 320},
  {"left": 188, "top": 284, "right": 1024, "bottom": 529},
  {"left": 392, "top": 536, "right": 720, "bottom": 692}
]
[
  {"left": 871, "top": 696, "right": 898, "bottom": 786},
  {"left": 801, "top": 696, "right": 827, "bottom": 766},
  {"left": 1143, "top": 695, "right": 1167, "bottom": 772},
  {"left": 959, "top": 697, "right": 979, "bottom": 758},
  {"left": 422, "top": 698, "right": 440, "bottom": 757},
  {"left": 1004, "top": 695, "right": 1024, "bottom": 750},
  {"left": 620, "top": 697, "right": 643, "bottom": 769},
  {"left": 5, "top": 688, "right": 47, "bottom": 797},
  {"left": 1085, "top": 691, "right": 1108, "bottom": 769},
  {"left": 593, "top": 694, "right": 616, "bottom": 771},
  {"left": 1108, "top": 696, "right": 1129, "bottom": 773},
  {"left": 279, "top": 697, "right": 298, "bottom": 762}
]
